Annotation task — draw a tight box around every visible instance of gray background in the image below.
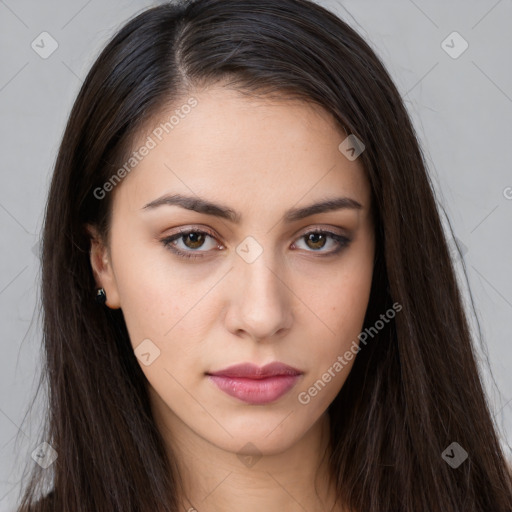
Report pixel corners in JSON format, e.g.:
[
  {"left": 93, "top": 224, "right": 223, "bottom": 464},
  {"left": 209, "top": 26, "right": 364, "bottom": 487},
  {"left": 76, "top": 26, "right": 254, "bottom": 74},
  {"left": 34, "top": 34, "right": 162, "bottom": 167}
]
[{"left": 1, "top": 0, "right": 511, "bottom": 509}]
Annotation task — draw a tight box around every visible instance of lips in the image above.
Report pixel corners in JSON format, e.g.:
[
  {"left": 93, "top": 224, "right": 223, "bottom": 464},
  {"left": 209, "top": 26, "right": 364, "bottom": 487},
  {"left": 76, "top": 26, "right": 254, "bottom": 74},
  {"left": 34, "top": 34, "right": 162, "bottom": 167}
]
[{"left": 206, "top": 362, "right": 303, "bottom": 405}]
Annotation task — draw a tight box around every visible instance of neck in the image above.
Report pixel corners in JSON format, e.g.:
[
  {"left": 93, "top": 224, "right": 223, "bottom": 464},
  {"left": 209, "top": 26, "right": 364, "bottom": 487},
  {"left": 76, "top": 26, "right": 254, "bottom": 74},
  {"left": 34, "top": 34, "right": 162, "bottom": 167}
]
[{"left": 152, "top": 399, "right": 344, "bottom": 512}]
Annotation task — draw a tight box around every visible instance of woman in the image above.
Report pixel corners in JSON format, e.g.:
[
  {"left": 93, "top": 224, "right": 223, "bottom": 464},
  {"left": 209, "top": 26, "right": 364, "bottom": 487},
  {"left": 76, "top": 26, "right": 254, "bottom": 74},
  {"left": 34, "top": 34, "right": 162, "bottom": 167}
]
[{"left": 16, "top": 0, "right": 512, "bottom": 511}]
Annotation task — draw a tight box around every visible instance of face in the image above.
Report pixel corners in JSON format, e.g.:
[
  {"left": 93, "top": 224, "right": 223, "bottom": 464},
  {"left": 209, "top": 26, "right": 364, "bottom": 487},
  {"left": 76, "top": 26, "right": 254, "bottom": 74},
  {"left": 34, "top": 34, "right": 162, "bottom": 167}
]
[{"left": 87, "top": 85, "right": 375, "bottom": 457}]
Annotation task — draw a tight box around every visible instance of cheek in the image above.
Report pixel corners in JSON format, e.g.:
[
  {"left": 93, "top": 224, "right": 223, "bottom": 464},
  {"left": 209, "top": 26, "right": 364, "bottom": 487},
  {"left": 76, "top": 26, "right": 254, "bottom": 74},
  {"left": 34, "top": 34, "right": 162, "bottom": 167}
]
[
  {"left": 328, "top": 270, "right": 372, "bottom": 338},
  {"left": 307, "top": 250, "right": 374, "bottom": 347},
  {"left": 109, "top": 237, "right": 190, "bottom": 346},
  {"left": 294, "top": 247, "right": 374, "bottom": 399},
  {"left": 111, "top": 238, "right": 224, "bottom": 381},
  {"left": 303, "top": 280, "right": 369, "bottom": 373}
]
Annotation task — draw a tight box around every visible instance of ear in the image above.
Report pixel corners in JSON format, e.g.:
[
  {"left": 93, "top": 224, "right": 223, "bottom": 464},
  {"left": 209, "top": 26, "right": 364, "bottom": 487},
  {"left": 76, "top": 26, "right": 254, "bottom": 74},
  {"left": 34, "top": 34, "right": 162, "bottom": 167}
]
[{"left": 85, "top": 224, "right": 121, "bottom": 309}]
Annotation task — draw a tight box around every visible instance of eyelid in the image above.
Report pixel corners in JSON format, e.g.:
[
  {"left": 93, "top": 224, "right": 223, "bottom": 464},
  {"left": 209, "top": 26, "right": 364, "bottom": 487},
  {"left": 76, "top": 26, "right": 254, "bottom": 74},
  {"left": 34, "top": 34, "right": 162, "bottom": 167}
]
[
  {"left": 290, "top": 228, "right": 351, "bottom": 255},
  {"left": 170, "top": 225, "right": 220, "bottom": 242},
  {"left": 160, "top": 225, "right": 351, "bottom": 259},
  {"left": 293, "top": 225, "right": 350, "bottom": 242},
  {"left": 160, "top": 226, "right": 223, "bottom": 259}
]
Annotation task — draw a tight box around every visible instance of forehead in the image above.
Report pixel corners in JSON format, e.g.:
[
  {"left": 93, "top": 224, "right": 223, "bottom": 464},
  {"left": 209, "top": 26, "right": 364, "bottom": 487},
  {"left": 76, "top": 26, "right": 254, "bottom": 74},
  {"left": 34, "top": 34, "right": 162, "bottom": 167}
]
[{"left": 112, "top": 86, "right": 371, "bottom": 215}]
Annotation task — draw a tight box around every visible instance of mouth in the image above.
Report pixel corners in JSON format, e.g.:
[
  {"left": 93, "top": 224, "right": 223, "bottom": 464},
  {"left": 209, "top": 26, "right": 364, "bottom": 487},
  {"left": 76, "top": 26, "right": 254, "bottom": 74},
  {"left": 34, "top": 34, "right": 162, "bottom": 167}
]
[{"left": 206, "top": 362, "right": 303, "bottom": 405}]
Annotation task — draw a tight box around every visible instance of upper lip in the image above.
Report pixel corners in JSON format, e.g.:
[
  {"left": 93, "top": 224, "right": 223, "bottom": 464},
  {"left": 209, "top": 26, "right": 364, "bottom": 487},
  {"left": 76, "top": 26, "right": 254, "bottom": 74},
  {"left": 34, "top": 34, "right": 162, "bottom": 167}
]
[{"left": 207, "top": 362, "right": 302, "bottom": 379}]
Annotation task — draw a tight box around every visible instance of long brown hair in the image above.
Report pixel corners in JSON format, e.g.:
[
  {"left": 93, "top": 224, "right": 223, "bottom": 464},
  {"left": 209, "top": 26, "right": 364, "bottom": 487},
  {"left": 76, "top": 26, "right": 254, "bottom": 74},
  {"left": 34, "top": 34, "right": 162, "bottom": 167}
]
[{"left": 15, "top": 0, "right": 512, "bottom": 510}]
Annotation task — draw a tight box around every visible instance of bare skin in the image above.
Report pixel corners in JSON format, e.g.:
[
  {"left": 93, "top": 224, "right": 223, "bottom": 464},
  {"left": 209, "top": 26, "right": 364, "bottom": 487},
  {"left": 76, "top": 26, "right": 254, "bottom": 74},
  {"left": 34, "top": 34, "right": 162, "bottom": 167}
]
[{"left": 87, "top": 85, "right": 374, "bottom": 512}]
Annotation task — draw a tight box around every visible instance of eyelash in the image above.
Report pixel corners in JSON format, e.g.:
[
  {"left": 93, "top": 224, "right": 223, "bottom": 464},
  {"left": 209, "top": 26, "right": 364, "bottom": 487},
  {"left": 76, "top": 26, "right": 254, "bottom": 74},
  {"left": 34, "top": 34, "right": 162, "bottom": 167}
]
[{"left": 161, "top": 227, "right": 351, "bottom": 260}]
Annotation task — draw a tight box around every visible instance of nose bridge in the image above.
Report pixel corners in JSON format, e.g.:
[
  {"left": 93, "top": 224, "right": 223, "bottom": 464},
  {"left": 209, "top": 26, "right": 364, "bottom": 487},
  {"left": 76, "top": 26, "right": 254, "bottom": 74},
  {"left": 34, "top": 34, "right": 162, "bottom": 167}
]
[
  {"left": 227, "top": 241, "right": 293, "bottom": 340},
  {"left": 242, "top": 252, "right": 282, "bottom": 302}
]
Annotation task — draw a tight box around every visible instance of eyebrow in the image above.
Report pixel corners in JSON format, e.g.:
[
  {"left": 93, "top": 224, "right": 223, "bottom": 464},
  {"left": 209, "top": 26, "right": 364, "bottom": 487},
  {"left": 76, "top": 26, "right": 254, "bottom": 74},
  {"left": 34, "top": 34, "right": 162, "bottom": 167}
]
[{"left": 142, "top": 193, "right": 362, "bottom": 223}]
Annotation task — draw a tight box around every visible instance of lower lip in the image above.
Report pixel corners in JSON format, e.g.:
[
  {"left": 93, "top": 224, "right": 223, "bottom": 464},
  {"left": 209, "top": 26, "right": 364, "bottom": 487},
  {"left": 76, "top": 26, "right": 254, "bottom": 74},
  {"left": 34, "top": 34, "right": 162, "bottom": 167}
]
[{"left": 207, "top": 375, "right": 301, "bottom": 404}]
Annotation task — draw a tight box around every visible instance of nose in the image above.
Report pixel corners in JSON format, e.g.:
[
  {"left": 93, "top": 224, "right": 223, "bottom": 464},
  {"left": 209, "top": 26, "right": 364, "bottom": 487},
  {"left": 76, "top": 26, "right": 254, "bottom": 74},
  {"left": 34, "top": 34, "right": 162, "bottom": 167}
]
[{"left": 224, "top": 252, "right": 294, "bottom": 342}]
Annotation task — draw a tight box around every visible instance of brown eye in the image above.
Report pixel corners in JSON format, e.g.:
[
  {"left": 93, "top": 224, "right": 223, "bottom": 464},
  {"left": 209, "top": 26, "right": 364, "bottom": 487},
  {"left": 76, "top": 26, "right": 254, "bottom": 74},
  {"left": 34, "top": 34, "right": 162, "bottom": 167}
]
[
  {"left": 304, "top": 232, "right": 328, "bottom": 250},
  {"left": 161, "top": 229, "right": 221, "bottom": 259},
  {"left": 293, "top": 230, "right": 351, "bottom": 255},
  {"left": 182, "top": 232, "right": 207, "bottom": 249}
]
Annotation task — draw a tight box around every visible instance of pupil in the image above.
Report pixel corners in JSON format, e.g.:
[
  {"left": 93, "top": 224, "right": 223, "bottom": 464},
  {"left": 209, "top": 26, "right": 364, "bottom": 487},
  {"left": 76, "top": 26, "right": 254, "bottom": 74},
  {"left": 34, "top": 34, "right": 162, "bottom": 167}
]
[
  {"left": 308, "top": 233, "right": 325, "bottom": 249},
  {"left": 186, "top": 233, "right": 204, "bottom": 248}
]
